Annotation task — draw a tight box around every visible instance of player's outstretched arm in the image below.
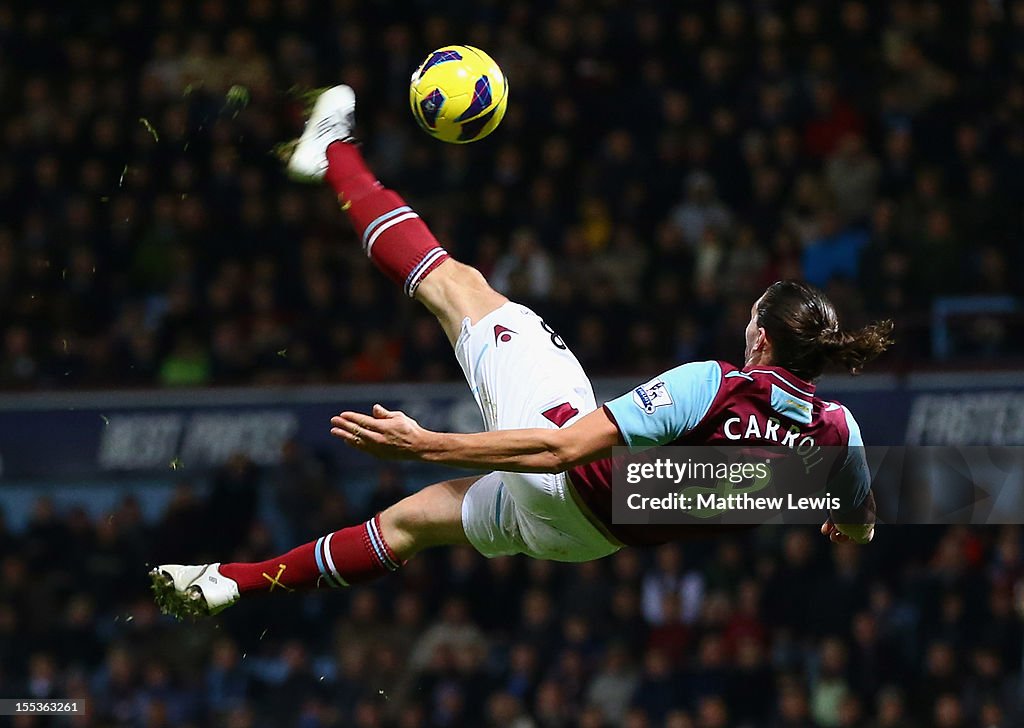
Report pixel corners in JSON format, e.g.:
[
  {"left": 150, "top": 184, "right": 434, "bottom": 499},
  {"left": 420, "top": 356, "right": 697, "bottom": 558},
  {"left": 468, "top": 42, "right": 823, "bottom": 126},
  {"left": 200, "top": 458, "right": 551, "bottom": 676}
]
[{"left": 331, "top": 405, "right": 623, "bottom": 473}]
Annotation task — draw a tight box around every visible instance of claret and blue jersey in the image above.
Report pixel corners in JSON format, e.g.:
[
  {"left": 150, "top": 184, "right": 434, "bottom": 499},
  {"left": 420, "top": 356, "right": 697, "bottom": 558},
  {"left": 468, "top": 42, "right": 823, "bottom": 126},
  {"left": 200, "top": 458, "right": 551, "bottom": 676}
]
[{"left": 568, "top": 361, "right": 871, "bottom": 546}]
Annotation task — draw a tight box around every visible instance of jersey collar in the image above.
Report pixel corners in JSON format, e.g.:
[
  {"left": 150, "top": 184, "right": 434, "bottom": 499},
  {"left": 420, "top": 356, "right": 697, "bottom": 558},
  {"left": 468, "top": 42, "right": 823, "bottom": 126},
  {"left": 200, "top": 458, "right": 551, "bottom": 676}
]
[{"left": 741, "top": 365, "right": 816, "bottom": 397}]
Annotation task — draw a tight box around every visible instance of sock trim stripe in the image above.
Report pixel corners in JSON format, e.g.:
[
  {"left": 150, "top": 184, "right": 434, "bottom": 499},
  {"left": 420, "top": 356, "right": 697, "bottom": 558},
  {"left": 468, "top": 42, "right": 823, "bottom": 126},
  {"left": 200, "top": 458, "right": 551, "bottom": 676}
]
[
  {"left": 364, "top": 521, "right": 391, "bottom": 570},
  {"left": 362, "top": 206, "right": 411, "bottom": 247},
  {"left": 322, "top": 532, "right": 348, "bottom": 587},
  {"left": 404, "top": 247, "right": 448, "bottom": 296},
  {"left": 375, "top": 514, "right": 402, "bottom": 568},
  {"left": 314, "top": 536, "right": 340, "bottom": 588},
  {"left": 404, "top": 247, "right": 444, "bottom": 292},
  {"left": 366, "top": 518, "right": 400, "bottom": 571},
  {"left": 362, "top": 206, "right": 412, "bottom": 250},
  {"left": 373, "top": 515, "right": 401, "bottom": 570},
  {"left": 365, "top": 212, "right": 420, "bottom": 256}
]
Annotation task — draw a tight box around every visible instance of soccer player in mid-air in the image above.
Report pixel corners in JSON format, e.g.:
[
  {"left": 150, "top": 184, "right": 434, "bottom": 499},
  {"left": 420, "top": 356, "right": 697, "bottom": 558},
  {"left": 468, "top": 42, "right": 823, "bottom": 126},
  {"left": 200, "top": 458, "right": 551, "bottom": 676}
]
[{"left": 152, "top": 86, "right": 892, "bottom": 618}]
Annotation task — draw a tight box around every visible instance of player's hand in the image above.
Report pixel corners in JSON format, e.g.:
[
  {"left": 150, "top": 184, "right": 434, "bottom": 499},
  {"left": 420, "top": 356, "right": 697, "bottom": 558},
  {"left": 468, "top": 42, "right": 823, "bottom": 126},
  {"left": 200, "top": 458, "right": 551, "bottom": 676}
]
[
  {"left": 330, "top": 405, "right": 429, "bottom": 460},
  {"left": 821, "top": 517, "right": 874, "bottom": 545}
]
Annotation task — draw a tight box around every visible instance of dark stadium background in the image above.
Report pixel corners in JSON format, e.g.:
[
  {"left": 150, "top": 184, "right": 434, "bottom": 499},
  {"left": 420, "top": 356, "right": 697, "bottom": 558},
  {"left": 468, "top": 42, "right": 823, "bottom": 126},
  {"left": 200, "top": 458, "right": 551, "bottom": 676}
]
[{"left": 2, "top": 1, "right": 1024, "bottom": 726}]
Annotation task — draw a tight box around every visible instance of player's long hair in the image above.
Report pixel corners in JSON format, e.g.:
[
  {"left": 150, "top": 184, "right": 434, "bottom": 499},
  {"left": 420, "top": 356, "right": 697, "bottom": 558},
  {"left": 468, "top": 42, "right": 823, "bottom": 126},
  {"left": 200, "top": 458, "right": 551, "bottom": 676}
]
[{"left": 757, "top": 280, "right": 894, "bottom": 381}]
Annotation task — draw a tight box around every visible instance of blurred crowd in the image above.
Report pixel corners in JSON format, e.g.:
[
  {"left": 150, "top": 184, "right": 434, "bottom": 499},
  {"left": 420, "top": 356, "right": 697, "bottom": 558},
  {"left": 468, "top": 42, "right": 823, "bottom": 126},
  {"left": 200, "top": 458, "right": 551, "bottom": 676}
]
[
  {"left": 3, "top": 0, "right": 1024, "bottom": 388},
  {"left": 6, "top": 4, "right": 1024, "bottom": 726},
  {"left": 2, "top": 454, "right": 1024, "bottom": 728}
]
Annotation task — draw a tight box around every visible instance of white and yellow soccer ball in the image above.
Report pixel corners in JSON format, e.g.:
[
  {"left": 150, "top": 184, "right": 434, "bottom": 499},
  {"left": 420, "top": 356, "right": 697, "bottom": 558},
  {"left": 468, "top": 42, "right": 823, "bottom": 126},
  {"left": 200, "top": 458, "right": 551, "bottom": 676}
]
[{"left": 409, "top": 45, "right": 509, "bottom": 143}]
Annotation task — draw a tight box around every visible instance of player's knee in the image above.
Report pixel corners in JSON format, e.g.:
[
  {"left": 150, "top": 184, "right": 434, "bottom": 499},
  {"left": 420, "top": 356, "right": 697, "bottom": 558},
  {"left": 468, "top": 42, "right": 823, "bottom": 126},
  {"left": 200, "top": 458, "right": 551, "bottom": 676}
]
[
  {"left": 377, "top": 479, "right": 471, "bottom": 556},
  {"left": 432, "top": 259, "right": 494, "bottom": 296},
  {"left": 456, "top": 261, "right": 493, "bottom": 292},
  {"left": 416, "top": 259, "right": 506, "bottom": 333},
  {"left": 381, "top": 500, "right": 413, "bottom": 530},
  {"left": 378, "top": 501, "right": 421, "bottom": 551}
]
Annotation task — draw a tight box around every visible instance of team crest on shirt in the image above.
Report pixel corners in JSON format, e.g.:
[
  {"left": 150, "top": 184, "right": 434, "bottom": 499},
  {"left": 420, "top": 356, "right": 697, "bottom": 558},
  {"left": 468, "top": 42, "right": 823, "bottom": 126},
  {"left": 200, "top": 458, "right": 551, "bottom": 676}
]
[
  {"left": 632, "top": 378, "right": 673, "bottom": 415},
  {"left": 494, "top": 324, "right": 516, "bottom": 344}
]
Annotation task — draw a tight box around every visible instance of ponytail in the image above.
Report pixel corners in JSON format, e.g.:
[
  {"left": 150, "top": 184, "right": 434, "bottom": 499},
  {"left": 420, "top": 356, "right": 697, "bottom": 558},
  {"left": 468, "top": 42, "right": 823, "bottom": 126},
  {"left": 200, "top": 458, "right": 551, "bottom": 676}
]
[
  {"left": 757, "top": 280, "right": 894, "bottom": 380},
  {"left": 817, "top": 320, "right": 895, "bottom": 375}
]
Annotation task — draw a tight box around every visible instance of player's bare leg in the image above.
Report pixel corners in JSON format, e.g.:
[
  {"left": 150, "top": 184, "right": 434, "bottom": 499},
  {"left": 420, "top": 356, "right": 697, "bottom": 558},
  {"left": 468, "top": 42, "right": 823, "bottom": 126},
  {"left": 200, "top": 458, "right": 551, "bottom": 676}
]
[
  {"left": 413, "top": 260, "right": 506, "bottom": 344},
  {"left": 377, "top": 476, "right": 472, "bottom": 554},
  {"left": 150, "top": 476, "right": 474, "bottom": 619}
]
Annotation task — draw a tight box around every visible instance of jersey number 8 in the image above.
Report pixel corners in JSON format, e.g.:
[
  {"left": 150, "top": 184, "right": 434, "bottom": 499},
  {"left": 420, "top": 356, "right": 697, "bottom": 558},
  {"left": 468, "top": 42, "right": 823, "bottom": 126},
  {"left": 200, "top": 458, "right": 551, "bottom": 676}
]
[{"left": 540, "top": 320, "right": 567, "bottom": 350}]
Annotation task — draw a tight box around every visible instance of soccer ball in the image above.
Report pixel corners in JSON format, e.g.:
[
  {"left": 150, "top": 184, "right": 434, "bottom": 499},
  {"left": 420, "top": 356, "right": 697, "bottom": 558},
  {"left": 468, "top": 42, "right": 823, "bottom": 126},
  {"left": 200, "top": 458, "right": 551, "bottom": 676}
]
[{"left": 409, "top": 45, "right": 509, "bottom": 144}]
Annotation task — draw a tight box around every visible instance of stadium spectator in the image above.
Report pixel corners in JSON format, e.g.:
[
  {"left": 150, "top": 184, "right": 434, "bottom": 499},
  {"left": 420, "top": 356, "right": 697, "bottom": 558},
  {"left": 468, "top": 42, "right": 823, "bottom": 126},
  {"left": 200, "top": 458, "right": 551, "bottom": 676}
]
[
  {"left": 5, "top": 1, "right": 1024, "bottom": 390},
  {"left": 0, "top": 479, "right": 1023, "bottom": 725}
]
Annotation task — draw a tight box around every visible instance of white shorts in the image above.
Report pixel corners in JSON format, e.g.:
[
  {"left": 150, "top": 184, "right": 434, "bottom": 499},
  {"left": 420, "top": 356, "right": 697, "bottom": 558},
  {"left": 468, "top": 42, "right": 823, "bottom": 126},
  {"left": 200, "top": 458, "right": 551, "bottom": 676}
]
[{"left": 455, "top": 302, "right": 620, "bottom": 562}]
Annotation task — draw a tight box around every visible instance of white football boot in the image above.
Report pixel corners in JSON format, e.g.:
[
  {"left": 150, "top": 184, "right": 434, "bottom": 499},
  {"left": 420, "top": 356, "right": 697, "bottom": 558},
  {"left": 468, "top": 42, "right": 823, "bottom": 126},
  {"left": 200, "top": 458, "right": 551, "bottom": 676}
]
[
  {"left": 286, "top": 84, "right": 357, "bottom": 182},
  {"left": 150, "top": 563, "right": 240, "bottom": 619}
]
